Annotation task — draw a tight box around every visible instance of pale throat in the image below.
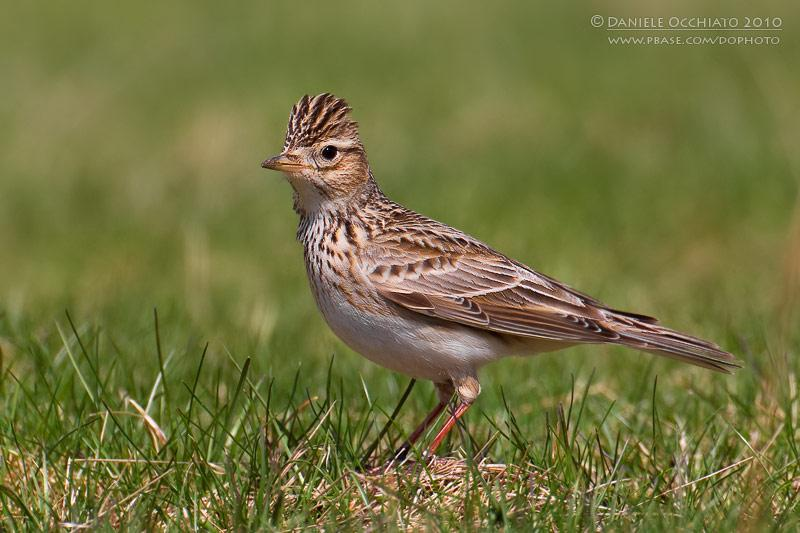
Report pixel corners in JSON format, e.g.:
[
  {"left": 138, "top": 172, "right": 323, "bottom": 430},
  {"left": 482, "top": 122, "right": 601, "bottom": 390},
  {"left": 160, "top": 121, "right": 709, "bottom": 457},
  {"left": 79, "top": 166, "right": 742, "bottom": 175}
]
[
  {"left": 289, "top": 171, "right": 378, "bottom": 218},
  {"left": 289, "top": 177, "right": 331, "bottom": 216}
]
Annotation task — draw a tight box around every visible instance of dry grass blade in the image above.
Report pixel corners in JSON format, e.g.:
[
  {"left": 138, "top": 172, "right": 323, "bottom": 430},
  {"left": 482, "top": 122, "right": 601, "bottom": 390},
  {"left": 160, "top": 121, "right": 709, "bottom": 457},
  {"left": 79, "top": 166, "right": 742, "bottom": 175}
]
[
  {"left": 126, "top": 397, "right": 167, "bottom": 452},
  {"left": 346, "top": 457, "right": 548, "bottom": 527},
  {"left": 278, "top": 402, "right": 337, "bottom": 486},
  {"left": 652, "top": 456, "right": 755, "bottom": 501}
]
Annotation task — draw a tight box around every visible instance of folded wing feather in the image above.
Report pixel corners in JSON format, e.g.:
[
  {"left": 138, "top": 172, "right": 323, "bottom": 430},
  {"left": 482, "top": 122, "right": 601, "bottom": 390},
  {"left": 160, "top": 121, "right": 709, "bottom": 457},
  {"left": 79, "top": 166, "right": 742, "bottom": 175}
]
[{"left": 357, "top": 222, "right": 739, "bottom": 373}]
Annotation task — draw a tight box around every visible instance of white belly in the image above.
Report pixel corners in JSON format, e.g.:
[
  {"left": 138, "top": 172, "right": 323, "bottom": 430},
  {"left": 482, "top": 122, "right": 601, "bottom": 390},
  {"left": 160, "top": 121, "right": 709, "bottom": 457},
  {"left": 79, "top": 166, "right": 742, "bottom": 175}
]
[{"left": 312, "top": 280, "right": 507, "bottom": 382}]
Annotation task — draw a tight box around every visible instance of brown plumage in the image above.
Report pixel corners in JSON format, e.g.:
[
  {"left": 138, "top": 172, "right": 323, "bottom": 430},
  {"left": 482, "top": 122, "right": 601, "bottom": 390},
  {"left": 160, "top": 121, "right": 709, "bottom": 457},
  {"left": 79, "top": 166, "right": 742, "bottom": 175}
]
[{"left": 262, "top": 93, "right": 740, "bottom": 459}]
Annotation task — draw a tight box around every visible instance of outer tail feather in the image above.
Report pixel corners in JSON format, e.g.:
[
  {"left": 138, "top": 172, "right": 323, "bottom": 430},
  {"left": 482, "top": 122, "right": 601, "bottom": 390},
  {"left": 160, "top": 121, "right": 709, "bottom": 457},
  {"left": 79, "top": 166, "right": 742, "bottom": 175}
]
[
  {"left": 606, "top": 308, "right": 659, "bottom": 325},
  {"left": 611, "top": 317, "right": 741, "bottom": 374}
]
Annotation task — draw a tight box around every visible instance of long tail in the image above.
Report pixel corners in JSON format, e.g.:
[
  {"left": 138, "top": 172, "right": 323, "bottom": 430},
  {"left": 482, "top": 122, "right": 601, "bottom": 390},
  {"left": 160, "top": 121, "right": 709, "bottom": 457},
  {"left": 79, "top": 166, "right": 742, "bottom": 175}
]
[{"left": 607, "top": 310, "right": 741, "bottom": 373}]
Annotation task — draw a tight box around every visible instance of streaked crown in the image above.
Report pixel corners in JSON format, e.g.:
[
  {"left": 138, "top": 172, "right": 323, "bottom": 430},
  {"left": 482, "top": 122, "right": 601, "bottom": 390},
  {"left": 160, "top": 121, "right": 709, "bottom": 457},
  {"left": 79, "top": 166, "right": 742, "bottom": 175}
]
[{"left": 284, "top": 93, "right": 361, "bottom": 150}]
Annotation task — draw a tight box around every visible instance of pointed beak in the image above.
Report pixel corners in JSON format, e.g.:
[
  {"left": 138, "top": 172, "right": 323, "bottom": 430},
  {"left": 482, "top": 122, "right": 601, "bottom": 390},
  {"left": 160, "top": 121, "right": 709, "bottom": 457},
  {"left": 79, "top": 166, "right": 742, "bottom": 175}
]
[{"left": 261, "top": 152, "right": 305, "bottom": 172}]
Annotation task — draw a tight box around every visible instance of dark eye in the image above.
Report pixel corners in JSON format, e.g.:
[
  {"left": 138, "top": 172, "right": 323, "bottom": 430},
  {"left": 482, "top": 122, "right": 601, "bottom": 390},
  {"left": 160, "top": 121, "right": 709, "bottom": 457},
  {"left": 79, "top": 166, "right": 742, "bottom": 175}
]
[{"left": 321, "top": 145, "right": 338, "bottom": 160}]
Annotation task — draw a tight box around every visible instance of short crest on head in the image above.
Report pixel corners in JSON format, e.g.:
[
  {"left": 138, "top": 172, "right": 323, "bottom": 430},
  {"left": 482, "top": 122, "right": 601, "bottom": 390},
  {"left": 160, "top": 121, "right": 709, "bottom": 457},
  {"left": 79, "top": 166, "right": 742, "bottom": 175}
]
[{"left": 284, "top": 93, "right": 361, "bottom": 150}]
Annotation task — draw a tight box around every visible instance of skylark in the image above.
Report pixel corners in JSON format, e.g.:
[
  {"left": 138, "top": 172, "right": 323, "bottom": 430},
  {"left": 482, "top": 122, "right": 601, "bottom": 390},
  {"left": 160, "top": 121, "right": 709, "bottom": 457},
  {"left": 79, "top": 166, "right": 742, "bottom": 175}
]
[{"left": 262, "top": 93, "right": 740, "bottom": 457}]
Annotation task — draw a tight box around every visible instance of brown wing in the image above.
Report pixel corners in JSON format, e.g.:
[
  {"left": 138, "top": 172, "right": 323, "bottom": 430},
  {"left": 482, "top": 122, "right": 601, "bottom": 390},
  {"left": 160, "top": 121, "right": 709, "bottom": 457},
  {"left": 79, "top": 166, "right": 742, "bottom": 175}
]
[
  {"left": 356, "top": 208, "right": 739, "bottom": 373},
  {"left": 353, "top": 202, "right": 740, "bottom": 373},
  {"left": 358, "top": 225, "right": 629, "bottom": 344}
]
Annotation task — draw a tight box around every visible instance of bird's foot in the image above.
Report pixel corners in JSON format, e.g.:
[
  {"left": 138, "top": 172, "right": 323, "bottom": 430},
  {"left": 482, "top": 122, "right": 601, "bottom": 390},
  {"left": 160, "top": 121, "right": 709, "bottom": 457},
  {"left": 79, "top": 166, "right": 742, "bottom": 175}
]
[{"left": 364, "top": 447, "right": 441, "bottom": 475}]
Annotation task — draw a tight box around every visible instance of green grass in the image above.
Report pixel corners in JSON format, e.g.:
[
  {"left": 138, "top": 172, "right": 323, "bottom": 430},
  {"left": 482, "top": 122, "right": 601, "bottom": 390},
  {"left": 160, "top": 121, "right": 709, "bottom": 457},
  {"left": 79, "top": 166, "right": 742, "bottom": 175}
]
[{"left": 1, "top": 1, "right": 799, "bottom": 529}]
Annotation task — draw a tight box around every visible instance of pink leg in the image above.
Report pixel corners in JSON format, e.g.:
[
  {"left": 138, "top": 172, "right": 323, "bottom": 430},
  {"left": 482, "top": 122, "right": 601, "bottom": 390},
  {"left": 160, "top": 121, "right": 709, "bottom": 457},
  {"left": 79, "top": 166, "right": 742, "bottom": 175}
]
[
  {"left": 427, "top": 402, "right": 472, "bottom": 454},
  {"left": 392, "top": 400, "right": 447, "bottom": 460},
  {"left": 407, "top": 401, "right": 448, "bottom": 445}
]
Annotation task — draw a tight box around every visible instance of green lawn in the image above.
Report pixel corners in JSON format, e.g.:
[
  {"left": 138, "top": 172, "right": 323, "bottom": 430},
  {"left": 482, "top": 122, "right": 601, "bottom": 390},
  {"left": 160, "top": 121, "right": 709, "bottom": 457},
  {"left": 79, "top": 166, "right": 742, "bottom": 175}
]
[{"left": 1, "top": 1, "right": 799, "bottom": 529}]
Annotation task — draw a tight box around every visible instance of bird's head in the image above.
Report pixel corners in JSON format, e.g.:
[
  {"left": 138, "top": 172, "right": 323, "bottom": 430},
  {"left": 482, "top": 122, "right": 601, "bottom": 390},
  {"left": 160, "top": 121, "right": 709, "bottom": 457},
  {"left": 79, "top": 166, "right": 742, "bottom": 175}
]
[{"left": 262, "top": 93, "right": 372, "bottom": 214}]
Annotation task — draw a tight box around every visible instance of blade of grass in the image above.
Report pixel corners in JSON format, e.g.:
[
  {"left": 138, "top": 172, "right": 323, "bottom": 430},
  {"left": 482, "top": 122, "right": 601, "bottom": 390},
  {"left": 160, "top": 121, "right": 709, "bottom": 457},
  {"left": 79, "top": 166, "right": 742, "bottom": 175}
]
[{"left": 360, "top": 378, "right": 416, "bottom": 466}]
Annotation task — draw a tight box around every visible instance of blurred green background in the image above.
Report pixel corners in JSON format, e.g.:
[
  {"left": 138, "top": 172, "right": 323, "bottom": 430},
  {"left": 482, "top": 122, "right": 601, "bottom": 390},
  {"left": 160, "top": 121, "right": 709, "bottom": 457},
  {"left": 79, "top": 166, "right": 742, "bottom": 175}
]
[
  {"left": 2, "top": 2, "right": 800, "bottom": 526},
  {"left": 1, "top": 0, "right": 798, "bottom": 415}
]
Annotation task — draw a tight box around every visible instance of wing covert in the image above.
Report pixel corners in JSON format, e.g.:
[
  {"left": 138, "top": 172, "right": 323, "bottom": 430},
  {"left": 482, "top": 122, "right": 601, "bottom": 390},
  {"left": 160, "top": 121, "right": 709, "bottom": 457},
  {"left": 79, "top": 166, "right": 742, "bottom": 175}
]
[{"left": 359, "top": 230, "right": 626, "bottom": 343}]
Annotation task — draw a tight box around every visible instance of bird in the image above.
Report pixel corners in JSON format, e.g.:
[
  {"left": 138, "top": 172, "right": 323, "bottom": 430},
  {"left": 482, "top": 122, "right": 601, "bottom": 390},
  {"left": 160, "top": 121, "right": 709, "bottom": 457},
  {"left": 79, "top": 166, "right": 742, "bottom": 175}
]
[{"left": 261, "top": 93, "right": 740, "bottom": 459}]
